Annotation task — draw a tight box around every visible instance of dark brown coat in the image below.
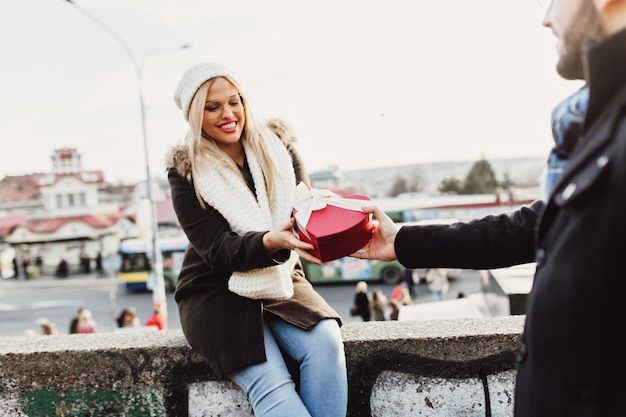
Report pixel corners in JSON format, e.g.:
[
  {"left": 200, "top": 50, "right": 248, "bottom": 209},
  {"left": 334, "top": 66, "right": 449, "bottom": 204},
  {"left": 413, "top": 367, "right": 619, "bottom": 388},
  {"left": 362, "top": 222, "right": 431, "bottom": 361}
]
[
  {"left": 165, "top": 119, "right": 341, "bottom": 377},
  {"left": 394, "top": 29, "right": 626, "bottom": 416}
]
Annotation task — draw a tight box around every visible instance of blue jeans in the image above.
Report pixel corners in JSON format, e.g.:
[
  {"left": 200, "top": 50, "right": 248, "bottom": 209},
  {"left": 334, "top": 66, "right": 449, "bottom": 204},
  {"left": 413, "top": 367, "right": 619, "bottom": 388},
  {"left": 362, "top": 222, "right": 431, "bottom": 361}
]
[
  {"left": 227, "top": 318, "right": 347, "bottom": 417},
  {"left": 432, "top": 291, "right": 443, "bottom": 301}
]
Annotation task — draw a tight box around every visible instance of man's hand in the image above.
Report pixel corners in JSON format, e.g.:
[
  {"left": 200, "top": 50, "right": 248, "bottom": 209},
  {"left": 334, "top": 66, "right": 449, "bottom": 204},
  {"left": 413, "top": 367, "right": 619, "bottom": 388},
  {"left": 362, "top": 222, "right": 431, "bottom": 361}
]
[{"left": 350, "top": 205, "right": 400, "bottom": 262}]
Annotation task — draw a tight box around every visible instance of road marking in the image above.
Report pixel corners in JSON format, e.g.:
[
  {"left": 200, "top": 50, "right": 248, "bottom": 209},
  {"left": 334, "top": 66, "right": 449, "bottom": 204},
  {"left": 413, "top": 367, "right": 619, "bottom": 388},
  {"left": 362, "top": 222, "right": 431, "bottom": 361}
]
[{"left": 0, "top": 300, "right": 84, "bottom": 311}]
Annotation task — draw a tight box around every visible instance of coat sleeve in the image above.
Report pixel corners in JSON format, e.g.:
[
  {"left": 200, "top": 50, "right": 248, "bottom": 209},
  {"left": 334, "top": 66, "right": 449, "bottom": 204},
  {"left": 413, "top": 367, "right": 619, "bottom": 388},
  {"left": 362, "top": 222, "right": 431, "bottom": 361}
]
[
  {"left": 167, "top": 168, "right": 289, "bottom": 273},
  {"left": 395, "top": 200, "right": 542, "bottom": 269}
]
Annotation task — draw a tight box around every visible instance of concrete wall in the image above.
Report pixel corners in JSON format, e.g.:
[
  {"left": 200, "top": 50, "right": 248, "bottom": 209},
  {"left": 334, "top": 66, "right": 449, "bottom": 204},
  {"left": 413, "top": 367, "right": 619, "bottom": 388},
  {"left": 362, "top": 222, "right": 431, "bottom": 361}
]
[{"left": 0, "top": 316, "right": 524, "bottom": 417}]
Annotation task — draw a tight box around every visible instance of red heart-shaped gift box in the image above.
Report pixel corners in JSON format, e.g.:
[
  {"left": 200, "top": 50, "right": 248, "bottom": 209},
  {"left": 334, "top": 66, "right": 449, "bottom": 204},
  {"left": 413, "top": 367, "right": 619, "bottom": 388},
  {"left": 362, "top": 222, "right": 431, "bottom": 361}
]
[{"left": 293, "top": 195, "right": 374, "bottom": 262}]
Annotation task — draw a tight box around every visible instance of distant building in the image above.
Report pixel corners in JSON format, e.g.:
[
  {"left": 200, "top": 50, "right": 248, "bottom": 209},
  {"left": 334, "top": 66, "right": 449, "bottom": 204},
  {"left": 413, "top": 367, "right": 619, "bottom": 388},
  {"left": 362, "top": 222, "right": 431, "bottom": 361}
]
[
  {"left": 0, "top": 148, "right": 175, "bottom": 278},
  {"left": 308, "top": 167, "right": 355, "bottom": 195},
  {"left": 309, "top": 167, "right": 342, "bottom": 188}
]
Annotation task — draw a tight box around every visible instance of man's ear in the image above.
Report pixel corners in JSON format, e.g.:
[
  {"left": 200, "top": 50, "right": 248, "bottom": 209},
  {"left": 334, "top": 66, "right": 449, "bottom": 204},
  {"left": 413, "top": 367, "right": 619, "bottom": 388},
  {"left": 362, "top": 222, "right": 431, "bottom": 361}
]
[{"left": 597, "top": 0, "right": 626, "bottom": 31}]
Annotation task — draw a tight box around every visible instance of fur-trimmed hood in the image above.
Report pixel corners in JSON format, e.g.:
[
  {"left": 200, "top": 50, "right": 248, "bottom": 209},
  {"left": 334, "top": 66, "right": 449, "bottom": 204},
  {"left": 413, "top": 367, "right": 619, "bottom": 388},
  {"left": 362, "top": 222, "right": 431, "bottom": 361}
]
[{"left": 164, "top": 118, "right": 297, "bottom": 179}]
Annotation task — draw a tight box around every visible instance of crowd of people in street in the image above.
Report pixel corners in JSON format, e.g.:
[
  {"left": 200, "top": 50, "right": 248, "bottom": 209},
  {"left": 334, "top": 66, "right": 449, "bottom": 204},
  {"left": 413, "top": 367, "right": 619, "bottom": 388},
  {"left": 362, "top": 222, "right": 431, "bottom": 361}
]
[
  {"left": 27, "top": 305, "right": 166, "bottom": 336},
  {"left": 351, "top": 269, "right": 454, "bottom": 322},
  {"left": 351, "top": 281, "right": 410, "bottom": 322},
  {"left": 9, "top": 250, "right": 108, "bottom": 281}
]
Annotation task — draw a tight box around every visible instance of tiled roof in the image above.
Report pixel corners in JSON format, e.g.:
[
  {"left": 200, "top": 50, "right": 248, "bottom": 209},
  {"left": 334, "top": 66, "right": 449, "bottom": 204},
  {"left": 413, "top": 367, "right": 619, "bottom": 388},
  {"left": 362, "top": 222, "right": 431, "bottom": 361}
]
[
  {"left": 0, "top": 215, "right": 27, "bottom": 237},
  {"left": 0, "top": 214, "right": 127, "bottom": 239},
  {"left": 26, "top": 214, "right": 124, "bottom": 234},
  {"left": 0, "top": 200, "right": 175, "bottom": 240}
]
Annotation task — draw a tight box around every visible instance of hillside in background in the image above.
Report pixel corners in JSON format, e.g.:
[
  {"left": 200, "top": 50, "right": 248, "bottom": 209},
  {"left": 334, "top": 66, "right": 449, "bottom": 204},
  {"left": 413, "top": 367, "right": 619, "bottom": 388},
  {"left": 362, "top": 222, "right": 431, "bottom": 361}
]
[{"left": 313, "top": 157, "right": 545, "bottom": 198}]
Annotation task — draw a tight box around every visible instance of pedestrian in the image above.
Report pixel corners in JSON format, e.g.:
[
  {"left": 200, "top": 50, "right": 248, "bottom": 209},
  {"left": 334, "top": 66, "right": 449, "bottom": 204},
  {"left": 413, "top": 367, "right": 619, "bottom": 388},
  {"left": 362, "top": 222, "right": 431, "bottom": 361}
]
[
  {"left": 390, "top": 280, "right": 414, "bottom": 304},
  {"left": 352, "top": 281, "right": 372, "bottom": 322},
  {"left": 388, "top": 287, "right": 411, "bottom": 321},
  {"left": 34, "top": 256, "right": 43, "bottom": 276},
  {"left": 390, "top": 281, "right": 405, "bottom": 302},
  {"left": 75, "top": 309, "right": 97, "bottom": 334},
  {"left": 36, "top": 317, "right": 58, "bottom": 336},
  {"left": 116, "top": 307, "right": 140, "bottom": 328},
  {"left": 145, "top": 309, "right": 166, "bottom": 330},
  {"left": 79, "top": 251, "right": 91, "bottom": 274},
  {"left": 425, "top": 268, "right": 449, "bottom": 302},
  {"left": 370, "top": 289, "right": 387, "bottom": 321},
  {"left": 95, "top": 252, "right": 104, "bottom": 278},
  {"left": 68, "top": 307, "right": 84, "bottom": 334},
  {"left": 388, "top": 298, "right": 401, "bottom": 321},
  {"left": 165, "top": 61, "right": 347, "bottom": 416},
  {"left": 55, "top": 257, "right": 68, "bottom": 278},
  {"left": 11, "top": 257, "right": 18, "bottom": 279},
  {"left": 22, "top": 255, "right": 31, "bottom": 280},
  {"left": 403, "top": 267, "right": 416, "bottom": 298}
]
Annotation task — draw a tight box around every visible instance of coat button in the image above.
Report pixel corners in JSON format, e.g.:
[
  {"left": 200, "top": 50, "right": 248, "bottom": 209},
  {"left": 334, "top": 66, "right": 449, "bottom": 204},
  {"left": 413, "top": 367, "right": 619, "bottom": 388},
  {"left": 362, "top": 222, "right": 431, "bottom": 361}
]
[
  {"left": 597, "top": 155, "right": 608, "bottom": 167},
  {"left": 561, "top": 183, "right": 576, "bottom": 200},
  {"left": 535, "top": 248, "right": 546, "bottom": 267},
  {"left": 516, "top": 342, "right": 528, "bottom": 363}
]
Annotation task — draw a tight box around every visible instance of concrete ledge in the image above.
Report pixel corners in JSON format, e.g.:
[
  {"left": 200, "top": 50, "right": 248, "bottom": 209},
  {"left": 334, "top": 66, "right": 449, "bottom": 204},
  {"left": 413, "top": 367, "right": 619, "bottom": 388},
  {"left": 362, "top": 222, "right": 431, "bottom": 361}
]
[{"left": 0, "top": 316, "right": 525, "bottom": 417}]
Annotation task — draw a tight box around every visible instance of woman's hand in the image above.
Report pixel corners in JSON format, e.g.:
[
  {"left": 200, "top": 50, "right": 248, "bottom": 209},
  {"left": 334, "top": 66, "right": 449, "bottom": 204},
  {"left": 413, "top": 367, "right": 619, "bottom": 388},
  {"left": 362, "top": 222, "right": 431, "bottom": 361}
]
[
  {"left": 263, "top": 218, "right": 322, "bottom": 265},
  {"left": 350, "top": 205, "right": 400, "bottom": 262}
]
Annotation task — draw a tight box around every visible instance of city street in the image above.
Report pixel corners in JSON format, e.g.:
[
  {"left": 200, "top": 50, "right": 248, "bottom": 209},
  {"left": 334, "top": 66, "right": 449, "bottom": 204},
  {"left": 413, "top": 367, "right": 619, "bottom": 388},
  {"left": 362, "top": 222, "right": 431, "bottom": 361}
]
[
  {"left": 0, "top": 275, "right": 169, "bottom": 337},
  {"left": 0, "top": 270, "right": 483, "bottom": 338}
]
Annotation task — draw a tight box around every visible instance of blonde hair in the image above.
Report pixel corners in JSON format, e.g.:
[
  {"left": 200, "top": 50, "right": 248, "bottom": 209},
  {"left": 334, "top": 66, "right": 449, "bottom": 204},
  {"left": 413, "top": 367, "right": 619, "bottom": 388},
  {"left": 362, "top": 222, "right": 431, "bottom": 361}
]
[
  {"left": 184, "top": 76, "right": 281, "bottom": 209},
  {"left": 78, "top": 309, "right": 93, "bottom": 321},
  {"left": 356, "top": 281, "right": 369, "bottom": 293}
]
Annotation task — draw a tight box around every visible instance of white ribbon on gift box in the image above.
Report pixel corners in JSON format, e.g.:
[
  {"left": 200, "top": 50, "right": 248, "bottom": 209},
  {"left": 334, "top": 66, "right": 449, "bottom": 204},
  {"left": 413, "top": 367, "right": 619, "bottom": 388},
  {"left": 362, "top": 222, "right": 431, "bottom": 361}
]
[{"left": 292, "top": 182, "right": 368, "bottom": 239}]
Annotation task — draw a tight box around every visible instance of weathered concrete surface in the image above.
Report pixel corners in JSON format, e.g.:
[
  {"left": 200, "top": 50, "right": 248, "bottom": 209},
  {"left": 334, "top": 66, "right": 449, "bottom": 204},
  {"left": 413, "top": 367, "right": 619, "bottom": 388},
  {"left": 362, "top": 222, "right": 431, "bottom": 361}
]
[{"left": 0, "top": 316, "right": 525, "bottom": 417}]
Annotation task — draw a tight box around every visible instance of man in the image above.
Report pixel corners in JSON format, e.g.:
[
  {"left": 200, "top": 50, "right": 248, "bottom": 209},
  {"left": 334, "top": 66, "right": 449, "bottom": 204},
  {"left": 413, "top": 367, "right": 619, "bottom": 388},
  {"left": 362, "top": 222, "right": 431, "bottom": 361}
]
[{"left": 351, "top": 0, "right": 626, "bottom": 415}]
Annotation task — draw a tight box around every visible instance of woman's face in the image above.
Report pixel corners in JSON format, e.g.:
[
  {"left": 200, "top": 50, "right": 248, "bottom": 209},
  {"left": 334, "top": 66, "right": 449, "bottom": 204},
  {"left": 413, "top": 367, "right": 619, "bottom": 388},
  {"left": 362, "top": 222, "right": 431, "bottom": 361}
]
[{"left": 201, "top": 77, "right": 246, "bottom": 150}]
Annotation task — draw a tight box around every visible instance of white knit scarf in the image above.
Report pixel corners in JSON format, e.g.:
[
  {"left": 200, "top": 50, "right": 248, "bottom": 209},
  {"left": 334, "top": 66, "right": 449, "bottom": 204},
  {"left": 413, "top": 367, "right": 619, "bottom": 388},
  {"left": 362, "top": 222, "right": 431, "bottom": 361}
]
[{"left": 194, "top": 132, "right": 298, "bottom": 300}]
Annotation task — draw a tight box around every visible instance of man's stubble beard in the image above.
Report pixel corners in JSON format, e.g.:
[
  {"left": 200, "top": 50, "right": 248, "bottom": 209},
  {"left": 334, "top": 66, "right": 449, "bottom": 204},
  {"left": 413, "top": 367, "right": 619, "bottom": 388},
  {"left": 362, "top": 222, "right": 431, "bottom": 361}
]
[{"left": 556, "top": 0, "right": 607, "bottom": 81}]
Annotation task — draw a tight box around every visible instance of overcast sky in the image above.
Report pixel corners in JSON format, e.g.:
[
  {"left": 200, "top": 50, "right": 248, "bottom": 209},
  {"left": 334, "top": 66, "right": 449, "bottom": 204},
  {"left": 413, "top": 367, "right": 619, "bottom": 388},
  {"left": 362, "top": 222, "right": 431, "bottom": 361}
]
[{"left": 1, "top": 0, "right": 583, "bottom": 185}]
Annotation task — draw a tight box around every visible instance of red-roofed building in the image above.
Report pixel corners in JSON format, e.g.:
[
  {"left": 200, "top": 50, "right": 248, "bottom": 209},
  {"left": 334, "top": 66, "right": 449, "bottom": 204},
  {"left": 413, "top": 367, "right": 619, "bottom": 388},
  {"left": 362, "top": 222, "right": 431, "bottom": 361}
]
[{"left": 0, "top": 148, "right": 175, "bottom": 278}]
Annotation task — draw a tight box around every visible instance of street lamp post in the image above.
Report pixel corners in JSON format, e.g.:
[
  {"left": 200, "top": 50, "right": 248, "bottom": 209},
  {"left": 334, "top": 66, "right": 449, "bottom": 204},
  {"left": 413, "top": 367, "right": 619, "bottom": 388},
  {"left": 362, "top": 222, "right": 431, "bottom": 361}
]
[
  {"left": 135, "top": 46, "right": 189, "bottom": 324},
  {"left": 64, "top": 0, "right": 189, "bottom": 324}
]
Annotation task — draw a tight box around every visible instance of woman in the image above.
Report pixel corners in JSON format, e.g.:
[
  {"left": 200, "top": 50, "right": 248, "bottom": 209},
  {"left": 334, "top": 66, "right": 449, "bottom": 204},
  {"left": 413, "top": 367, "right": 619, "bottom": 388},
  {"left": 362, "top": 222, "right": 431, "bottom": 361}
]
[
  {"left": 116, "top": 307, "right": 140, "bottom": 328},
  {"left": 166, "top": 62, "right": 347, "bottom": 417},
  {"left": 75, "top": 309, "right": 97, "bottom": 334},
  {"left": 370, "top": 288, "right": 387, "bottom": 321},
  {"left": 352, "top": 281, "right": 371, "bottom": 321}
]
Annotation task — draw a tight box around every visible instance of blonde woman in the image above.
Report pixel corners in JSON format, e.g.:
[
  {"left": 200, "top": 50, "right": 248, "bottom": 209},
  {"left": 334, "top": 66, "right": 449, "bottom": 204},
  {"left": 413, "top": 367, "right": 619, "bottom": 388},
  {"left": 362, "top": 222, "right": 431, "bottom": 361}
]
[
  {"left": 165, "top": 62, "right": 347, "bottom": 417},
  {"left": 352, "top": 281, "right": 372, "bottom": 321},
  {"left": 75, "top": 309, "right": 97, "bottom": 334}
]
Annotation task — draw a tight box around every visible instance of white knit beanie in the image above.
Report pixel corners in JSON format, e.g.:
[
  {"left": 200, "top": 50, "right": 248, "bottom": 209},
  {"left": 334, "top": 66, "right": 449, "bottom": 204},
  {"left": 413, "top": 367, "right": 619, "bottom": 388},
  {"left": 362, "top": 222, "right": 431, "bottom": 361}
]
[{"left": 173, "top": 62, "right": 241, "bottom": 121}]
